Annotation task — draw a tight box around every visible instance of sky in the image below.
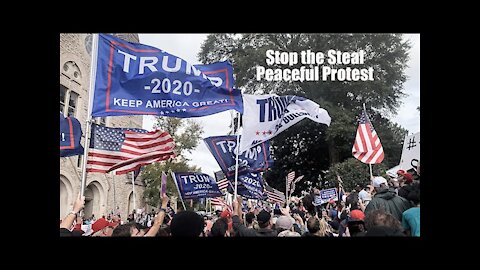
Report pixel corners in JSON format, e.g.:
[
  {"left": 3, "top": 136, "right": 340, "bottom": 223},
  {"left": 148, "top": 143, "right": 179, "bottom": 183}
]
[{"left": 139, "top": 34, "right": 420, "bottom": 176}]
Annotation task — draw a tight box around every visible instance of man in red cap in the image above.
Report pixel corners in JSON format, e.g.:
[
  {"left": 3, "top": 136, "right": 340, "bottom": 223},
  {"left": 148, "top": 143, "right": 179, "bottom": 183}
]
[
  {"left": 91, "top": 218, "right": 118, "bottom": 237},
  {"left": 397, "top": 170, "right": 413, "bottom": 200}
]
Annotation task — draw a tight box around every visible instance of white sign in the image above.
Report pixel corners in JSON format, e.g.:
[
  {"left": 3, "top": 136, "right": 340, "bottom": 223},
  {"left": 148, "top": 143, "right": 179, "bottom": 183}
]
[{"left": 399, "top": 132, "right": 420, "bottom": 172}]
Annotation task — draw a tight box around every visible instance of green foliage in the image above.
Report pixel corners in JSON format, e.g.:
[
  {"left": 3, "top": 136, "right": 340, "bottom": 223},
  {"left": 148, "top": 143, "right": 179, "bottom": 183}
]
[
  {"left": 324, "top": 158, "right": 388, "bottom": 192},
  {"left": 142, "top": 117, "right": 203, "bottom": 207},
  {"left": 154, "top": 117, "right": 203, "bottom": 160},
  {"left": 370, "top": 114, "right": 408, "bottom": 168},
  {"left": 199, "top": 34, "right": 411, "bottom": 196},
  {"left": 264, "top": 120, "right": 329, "bottom": 195}
]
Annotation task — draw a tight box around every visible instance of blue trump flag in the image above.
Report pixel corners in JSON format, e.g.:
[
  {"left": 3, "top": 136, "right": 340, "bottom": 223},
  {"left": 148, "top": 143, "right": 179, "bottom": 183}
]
[
  {"left": 172, "top": 172, "right": 223, "bottom": 200},
  {"left": 92, "top": 34, "right": 243, "bottom": 118},
  {"left": 226, "top": 172, "right": 264, "bottom": 200},
  {"left": 204, "top": 135, "right": 273, "bottom": 180},
  {"left": 60, "top": 113, "right": 84, "bottom": 157}
]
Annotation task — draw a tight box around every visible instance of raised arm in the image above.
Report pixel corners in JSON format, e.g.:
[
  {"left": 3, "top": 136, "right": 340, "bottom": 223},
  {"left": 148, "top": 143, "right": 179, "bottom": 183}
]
[
  {"left": 145, "top": 195, "right": 169, "bottom": 237},
  {"left": 60, "top": 194, "right": 85, "bottom": 230}
]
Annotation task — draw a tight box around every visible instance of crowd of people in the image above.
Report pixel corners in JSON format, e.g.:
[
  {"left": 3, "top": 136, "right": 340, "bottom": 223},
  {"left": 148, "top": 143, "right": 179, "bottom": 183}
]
[{"left": 60, "top": 168, "right": 420, "bottom": 237}]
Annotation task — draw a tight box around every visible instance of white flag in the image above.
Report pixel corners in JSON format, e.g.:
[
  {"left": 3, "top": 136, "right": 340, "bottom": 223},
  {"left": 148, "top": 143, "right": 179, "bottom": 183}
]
[{"left": 239, "top": 94, "right": 331, "bottom": 153}]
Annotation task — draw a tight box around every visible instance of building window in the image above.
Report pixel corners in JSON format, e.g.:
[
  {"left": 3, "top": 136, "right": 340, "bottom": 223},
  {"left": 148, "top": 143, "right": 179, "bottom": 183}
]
[
  {"left": 67, "top": 91, "right": 79, "bottom": 117},
  {"left": 61, "top": 60, "right": 83, "bottom": 117},
  {"left": 60, "top": 85, "right": 79, "bottom": 117},
  {"left": 85, "top": 34, "right": 92, "bottom": 56},
  {"left": 60, "top": 85, "right": 67, "bottom": 114},
  {"left": 77, "top": 155, "right": 83, "bottom": 168}
]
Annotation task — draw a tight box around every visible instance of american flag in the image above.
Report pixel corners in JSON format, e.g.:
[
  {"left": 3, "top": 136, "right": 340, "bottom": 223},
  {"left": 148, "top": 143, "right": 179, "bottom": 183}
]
[
  {"left": 210, "top": 197, "right": 233, "bottom": 213},
  {"left": 352, "top": 109, "right": 384, "bottom": 164},
  {"left": 210, "top": 197, "right": 227, "bottom": 206},
  {"left": 265, "top": 185, "right": 285, "bottom": 205},
  {"left": 289, "top": 175, "right": 304, "bottom": 197},
  {"left": 286, "top": 171, "right": 295, "bottom": 186},
  {"left": 286, "top": 171, "right": 295, "bottom": 195},
  {"left": 216, "top": 178, "right": 229, "bottom": 190},
  {"left": 86, "top": 124, "right": 175, "bottom": 174}
]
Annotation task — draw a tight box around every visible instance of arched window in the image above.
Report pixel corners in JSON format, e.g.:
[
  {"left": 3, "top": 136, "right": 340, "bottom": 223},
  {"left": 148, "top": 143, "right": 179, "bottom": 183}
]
[
  {"left": 60, "top": 84, "right": 79, "bottom": 117},
  {"left": 60, "top": 60, "right": 82, "bottom": 117},
  {"left": 68, "top": 91, "right": 79, "bottom": 117}
]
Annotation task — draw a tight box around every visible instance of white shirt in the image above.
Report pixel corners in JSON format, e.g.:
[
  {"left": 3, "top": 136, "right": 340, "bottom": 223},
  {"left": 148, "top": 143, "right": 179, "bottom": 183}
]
[{"left": 358, "top": 190, "right": 371, "bottom": 202}]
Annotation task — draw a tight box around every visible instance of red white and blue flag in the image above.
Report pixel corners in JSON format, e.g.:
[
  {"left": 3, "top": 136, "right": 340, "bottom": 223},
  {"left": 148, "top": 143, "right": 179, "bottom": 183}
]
[
  {"left": 264, "top": 185, "right": 285, "bottom": 205},
  {"left": 352, "top": 109, "right": 384, "bottom": 164},
  {"left": 210, "top": 197, "right": 233, "bottom": 213},
  {"left": 286, "top": 171, "right": 295, "bottom": 195},
  {"left": 86, "top": 124, "right": 175, "bottom": 174}
]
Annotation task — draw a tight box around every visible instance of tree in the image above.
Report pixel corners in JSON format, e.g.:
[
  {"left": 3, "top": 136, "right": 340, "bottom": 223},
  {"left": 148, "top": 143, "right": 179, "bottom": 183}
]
[
  {"left": 142, "top": 117, "right": 203, "bottom": 207},
  {"left": 199, "top": 34, "right": 410, "bottom": 191},
  {"left": 324, "top": 158, "right": 388, "bottom": 192}
]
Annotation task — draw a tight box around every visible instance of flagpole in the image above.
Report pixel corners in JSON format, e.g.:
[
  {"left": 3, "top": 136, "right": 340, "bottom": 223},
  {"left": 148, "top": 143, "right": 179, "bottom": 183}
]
[
  {"left": 234, "top": 112, "right": 241, "bottom": 199},
  {"left": 170, "top": 171, "right": 187, "bottom": 211},
  {"left": 285, "top": 176, "right": 288, "bottom": 208},
  {"left": 112, "top": 171, "right": 116, "bottom": 214},
  {"left": 131, "top": 171, "right": 136, "bottom": 218},
  {"left": 158, "top": 172, "right": 163, "bottom": 211},
  {"left": 80, "top": 33, "right": 99, "bottom": 198},
  {"left": 362, "top": 103, "right": 375, "bottom": 180}
]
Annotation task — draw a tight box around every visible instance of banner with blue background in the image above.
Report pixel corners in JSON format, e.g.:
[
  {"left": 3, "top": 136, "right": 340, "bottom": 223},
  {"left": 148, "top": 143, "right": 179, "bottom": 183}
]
[
  {"left": 204, "top": 135, "right": 273, "bottom": 180},
  {"left": 92, "top": 34, "right": 242, "bottom": 118},
  {"left": 172, "top": 172, "right": 223, "bottom": 200},
  {"left": 60, "top": 113, "right": 84, "bottom": 157}
]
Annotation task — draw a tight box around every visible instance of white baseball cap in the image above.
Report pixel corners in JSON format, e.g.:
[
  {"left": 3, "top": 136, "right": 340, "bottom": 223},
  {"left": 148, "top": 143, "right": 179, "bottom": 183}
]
[{"left": 372, "top": 176, "right": 388, "bottom": 188}]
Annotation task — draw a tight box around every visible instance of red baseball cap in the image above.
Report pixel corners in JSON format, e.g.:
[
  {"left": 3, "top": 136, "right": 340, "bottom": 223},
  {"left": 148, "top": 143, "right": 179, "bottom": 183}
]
[
  {"left": 350, "top": 210, "right": 365, "bottom": 221},
  {"left": 397, "top": 170, "right": 413, "bottom": 184},
  {"left": 91, "top": 218, "right": 110, "bottom": 233}
]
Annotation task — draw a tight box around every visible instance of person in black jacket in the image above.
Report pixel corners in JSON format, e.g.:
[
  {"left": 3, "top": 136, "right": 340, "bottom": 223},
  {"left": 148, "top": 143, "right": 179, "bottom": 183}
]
[
  {"left": 397, "top": 170, "right": 414, "bottom": 200},
  {"left": 365, "top": 176, "right": 412, "bottom": 221}
]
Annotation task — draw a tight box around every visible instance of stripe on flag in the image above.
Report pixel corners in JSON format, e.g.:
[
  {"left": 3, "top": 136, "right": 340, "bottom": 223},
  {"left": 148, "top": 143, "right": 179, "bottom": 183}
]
[
  {"left": 210, "top": 197, "right": 227, "bottom": 206},
  {"left": 216, "top": 178, "right": 229, "bottom": 190}
]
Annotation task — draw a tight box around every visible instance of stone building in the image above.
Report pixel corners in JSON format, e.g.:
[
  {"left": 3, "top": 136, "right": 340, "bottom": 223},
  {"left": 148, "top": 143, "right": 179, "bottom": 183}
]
[{"left": 60, "top": 33, "right": 147, "bottom": 221}]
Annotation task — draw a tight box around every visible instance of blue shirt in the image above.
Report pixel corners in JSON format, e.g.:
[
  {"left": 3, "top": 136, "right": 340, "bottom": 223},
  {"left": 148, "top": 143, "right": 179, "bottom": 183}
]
[
  {"left": 402, "top": 207, "right": 420, "bottom": 237},
  {"left": 329, "top": 209, "right": 338, "bottom": 220}
]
